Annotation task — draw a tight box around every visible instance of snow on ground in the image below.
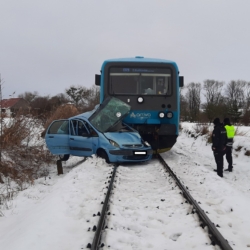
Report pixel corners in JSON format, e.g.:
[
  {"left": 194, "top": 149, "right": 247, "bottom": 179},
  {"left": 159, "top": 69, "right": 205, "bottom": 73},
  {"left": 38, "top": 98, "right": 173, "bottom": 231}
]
[
  {"left": 103, "top": 161, "right": 214, "bottom": 249},
  {"left": 0, "top": 122, "right": 250, "bottom": 250}
]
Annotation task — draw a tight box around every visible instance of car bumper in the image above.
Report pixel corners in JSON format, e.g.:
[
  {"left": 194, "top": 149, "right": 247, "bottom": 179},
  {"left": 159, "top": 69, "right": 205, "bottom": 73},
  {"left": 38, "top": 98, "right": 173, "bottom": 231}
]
[{"left": 109, "top": 149, "right": 153, "bottom": 156}]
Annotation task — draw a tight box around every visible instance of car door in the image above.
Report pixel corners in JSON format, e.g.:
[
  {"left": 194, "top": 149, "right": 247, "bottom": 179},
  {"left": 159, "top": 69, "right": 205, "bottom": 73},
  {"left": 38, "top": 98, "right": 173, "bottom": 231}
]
[
  {"left": 69, "top": 119, "right": 94, "bottom": 157},
  {"left": 45, "top": 120, "right": 70, "bottom": 155}
]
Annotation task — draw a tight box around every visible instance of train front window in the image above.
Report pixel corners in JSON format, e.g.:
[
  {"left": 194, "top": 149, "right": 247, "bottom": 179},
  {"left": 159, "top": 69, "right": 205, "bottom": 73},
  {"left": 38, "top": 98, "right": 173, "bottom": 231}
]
[{"left": 109, "top": 67, "right": 172, "bottom": 95}]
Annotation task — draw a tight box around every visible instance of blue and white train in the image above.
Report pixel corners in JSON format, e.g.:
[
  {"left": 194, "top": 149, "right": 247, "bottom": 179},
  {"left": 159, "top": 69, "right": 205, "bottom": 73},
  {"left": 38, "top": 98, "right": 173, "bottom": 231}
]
[{"left": 95, "top": 56, "right": 184, "bottom": 153}]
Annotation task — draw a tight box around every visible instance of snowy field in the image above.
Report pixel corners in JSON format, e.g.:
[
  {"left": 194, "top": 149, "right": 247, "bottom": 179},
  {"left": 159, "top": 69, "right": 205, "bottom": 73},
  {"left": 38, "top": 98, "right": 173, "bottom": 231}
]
[{"left": 0, "top": 122, "right": 250, "bottom": 250}]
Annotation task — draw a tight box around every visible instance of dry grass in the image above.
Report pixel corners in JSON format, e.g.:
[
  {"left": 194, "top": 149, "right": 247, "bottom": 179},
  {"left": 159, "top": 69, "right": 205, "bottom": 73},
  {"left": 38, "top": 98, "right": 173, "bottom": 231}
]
[
  {"left": 194, "top": 123, "right": 210, "bottom": 136},
  {"left": 206, "top": 132, "right": 213, "bottom": 144}
]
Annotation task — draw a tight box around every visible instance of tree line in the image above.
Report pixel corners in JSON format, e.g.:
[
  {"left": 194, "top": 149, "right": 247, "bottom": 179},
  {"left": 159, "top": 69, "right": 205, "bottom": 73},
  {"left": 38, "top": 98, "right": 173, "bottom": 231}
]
[
  {"left": 17, "top": 80, "right": 250, "bottom": 126},
  {"left": 18, "top": 85, "right": 100, "bottom": 125},
  {"left": 181, "top": 80, "right": 250, "bottom": 125}
]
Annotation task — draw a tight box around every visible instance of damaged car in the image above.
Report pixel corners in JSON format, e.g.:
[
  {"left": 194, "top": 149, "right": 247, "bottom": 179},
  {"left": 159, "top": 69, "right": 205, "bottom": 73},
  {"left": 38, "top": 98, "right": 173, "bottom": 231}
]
[{"left": 45, "top": 97, "right": 153, "bottom": 163}]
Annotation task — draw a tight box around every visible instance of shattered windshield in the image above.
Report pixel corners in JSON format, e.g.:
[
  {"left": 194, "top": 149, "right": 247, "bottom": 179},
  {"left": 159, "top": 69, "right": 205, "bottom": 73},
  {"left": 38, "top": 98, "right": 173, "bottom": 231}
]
[{"left": 88, "top": 97, "right": 131, "bottom": 133}]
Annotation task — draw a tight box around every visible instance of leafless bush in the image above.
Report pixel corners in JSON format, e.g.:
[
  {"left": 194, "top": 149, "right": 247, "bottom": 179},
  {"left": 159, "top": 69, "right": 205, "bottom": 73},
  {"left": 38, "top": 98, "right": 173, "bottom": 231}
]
[
  {"left": 41, "top": 104, "right": 79, "bottom": 138},
  {"left": 193, "top": 123, "right": 210, "bottom": 136},
  {"left": 183, "top": 123, "right": 210, "bottom": 140},
  {"left": 0, "top": 111, "right": 55, "bottom": 188},
  {"left": 0, "top": 176, "right": 18, "bottom": 215},
  {"left": 206, "top": 132, "right": 212, "bottom": 144}
]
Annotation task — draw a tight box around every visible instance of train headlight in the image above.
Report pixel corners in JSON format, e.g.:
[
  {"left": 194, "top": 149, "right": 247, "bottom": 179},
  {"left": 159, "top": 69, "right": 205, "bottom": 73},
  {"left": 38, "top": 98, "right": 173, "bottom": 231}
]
[
  {"left": 166, "top": 111, "right": 173, "bottom": 118},
  {"left": 158, "top": 112, "right": 165, "bottom": 118},
  {"left": 137, "top": 97, "right": 144, "bottom": 103}
]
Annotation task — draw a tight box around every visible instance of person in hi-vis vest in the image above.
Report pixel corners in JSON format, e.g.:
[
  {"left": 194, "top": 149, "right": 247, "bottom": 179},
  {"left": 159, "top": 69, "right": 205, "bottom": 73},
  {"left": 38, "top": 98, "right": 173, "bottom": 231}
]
[{"left": 223, "top": 118, "right": 236, "bottom": 172}]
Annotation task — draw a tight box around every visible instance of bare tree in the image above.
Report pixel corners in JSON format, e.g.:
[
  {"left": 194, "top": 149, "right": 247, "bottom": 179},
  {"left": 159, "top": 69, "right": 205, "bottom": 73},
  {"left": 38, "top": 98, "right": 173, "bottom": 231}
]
[
  {"left": 202, "top": 79, "right": 224, "bottom": 122},
  {"left": 180, "top": 88, "right": 189, "bottom": 121},
  {"left": 83, "top": 85, "right": 100, "bottom": 111},
  {"left": 224, "top": 80, "right": 246, "bottom": 123},
  {"left": 65, "top": 85, "right": 100, "bottom": 112},
  {"left": 18, "top": 91, "right": 39, "bottom": 104},
  {"left": 240, "top": 81, "right": 250, "bottom": 125},
  {"left": 243, "top": 82, "right": 250, "bottom": 111},
  {"left": 185, "top": 82, "right": 201, "bottom": 122},
  {"left": 65, "top": 85, "right": 89, "bottom": 108}
]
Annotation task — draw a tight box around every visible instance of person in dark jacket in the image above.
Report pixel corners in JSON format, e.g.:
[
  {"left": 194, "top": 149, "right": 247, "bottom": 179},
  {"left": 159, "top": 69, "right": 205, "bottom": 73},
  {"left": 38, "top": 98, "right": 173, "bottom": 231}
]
[
  {"left": 223, "top": 118, "right": 235, "bottom": 172},
  {"left": 212, "top": 118, "right": 227, "bottom": 177}
]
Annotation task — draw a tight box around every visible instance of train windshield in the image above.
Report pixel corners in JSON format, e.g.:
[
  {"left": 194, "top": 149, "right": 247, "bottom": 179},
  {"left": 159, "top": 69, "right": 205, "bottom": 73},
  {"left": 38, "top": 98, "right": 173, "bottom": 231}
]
[
  {"left": 109, "top": 67, "right": 172, "bottom": 95},
  {"left": 89, "top": 97, "right": 131, "bottom": 133}
]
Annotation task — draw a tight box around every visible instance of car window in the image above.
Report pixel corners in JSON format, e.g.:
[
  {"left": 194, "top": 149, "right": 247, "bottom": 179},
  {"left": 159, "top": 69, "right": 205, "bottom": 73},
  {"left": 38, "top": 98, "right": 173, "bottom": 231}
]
[
  {"left": 89, "top": 97, "right": 131, "bottom": 133},
  {"left": 85, "top": 122, "right": 98, "bottom": 137},
  {"left": 70, "top": 120, "right": 90, "bottom": 136},
  {"left": 48, "top": 120, "right": 69, "bottom": 134}
]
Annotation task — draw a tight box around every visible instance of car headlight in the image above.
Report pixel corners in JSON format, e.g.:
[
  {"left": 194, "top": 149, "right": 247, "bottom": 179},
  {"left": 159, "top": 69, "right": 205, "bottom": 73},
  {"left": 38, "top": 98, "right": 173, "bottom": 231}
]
[
  {"left": 109, "top": 139, "right": 119, "bottom": 147},
  {"left": 141, "top": 139, "right": 150, "bottom": 147}
]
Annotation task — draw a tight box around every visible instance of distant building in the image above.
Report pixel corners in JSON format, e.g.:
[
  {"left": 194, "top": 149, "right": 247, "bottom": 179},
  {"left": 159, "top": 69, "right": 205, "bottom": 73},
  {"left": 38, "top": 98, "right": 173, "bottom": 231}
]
[{"left": 1, "top": 98, "right": 30, "bottom": 117}]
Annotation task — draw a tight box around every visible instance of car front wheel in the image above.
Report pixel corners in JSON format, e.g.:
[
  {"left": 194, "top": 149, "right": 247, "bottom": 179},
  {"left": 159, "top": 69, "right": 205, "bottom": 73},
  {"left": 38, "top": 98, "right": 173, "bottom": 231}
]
[
  {"left": 97, "top": 149, "right": 110, "bottom": 163},
  {"left": 59, "top": 154, "right": 70, "bottom": 161}
]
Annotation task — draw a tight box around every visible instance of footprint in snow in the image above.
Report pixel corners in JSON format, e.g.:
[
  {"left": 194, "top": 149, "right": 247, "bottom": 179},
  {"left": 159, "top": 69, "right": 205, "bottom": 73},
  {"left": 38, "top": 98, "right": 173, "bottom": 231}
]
[{"left": 170, "top": 233, "right": 182, "bottom": 241}]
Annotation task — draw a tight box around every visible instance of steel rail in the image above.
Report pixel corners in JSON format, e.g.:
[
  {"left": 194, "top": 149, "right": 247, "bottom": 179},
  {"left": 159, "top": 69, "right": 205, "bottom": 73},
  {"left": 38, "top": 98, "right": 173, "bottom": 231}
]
[
  {"left": 157, "top": 154, "right": 233, "bottom": 250},
  {"left": 90, "top": 165, "right": 118, "bottom": 250}
]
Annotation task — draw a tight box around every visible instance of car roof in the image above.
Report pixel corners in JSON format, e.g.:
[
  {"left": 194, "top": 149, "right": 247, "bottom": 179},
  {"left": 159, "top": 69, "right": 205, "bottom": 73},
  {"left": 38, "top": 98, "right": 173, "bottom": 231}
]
[{"left": 71, "top": 105, "right": 99, "bottom": 120}]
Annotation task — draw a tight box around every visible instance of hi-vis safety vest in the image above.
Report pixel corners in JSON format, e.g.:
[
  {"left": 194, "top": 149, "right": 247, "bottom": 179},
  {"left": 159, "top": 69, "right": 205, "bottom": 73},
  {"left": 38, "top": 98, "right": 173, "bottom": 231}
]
[{"left": 224, "top": 125, "right": 235, "bottom": 146}]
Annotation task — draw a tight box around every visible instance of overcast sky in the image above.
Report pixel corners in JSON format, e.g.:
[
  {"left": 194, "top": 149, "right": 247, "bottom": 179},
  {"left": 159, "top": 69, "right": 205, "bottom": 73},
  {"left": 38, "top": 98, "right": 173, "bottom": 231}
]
[{"left": 1, "top": 0, "right": 250, "bottom": 99}]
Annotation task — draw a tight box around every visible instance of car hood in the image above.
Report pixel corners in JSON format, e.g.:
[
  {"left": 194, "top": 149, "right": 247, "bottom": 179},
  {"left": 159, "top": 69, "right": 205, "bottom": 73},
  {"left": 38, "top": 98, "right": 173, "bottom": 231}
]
[{"left": 104, "top": 132, "right": 141, "bottom": 145}]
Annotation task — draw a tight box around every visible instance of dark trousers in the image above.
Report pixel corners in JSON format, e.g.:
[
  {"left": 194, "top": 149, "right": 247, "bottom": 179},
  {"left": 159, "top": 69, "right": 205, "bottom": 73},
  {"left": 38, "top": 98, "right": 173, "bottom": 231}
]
[
  {"left": 213, "top": 151, "right": 224, "bottom": 177},
  {"left": 225, "top": 146, "right": 233, "bottom": 170}
]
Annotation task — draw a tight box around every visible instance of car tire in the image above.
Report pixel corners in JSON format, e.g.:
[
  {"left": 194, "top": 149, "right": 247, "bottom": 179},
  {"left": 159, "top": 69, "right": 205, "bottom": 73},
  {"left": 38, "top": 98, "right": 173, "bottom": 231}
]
[
  {"left": 97, "top": 149, "right": 110, "bottom": 163},
  {"left": 59, "top": 154, "right": 70, "bottom": 161}
]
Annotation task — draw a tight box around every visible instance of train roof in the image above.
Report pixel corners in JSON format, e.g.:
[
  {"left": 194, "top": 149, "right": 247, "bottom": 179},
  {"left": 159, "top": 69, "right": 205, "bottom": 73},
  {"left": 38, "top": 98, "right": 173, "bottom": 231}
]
[
  {"left": 103, "top": 56, "right": 175, "bottom": 63},
  {"left": 101, "top": 56, "right": 179, "bottom": 71}
]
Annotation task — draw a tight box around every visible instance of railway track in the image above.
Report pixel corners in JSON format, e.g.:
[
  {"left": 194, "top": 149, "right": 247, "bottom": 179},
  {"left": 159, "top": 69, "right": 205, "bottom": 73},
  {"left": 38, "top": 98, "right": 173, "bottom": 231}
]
[{"left": 87, "top": 155, "right": 233, "bottom": 250}]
